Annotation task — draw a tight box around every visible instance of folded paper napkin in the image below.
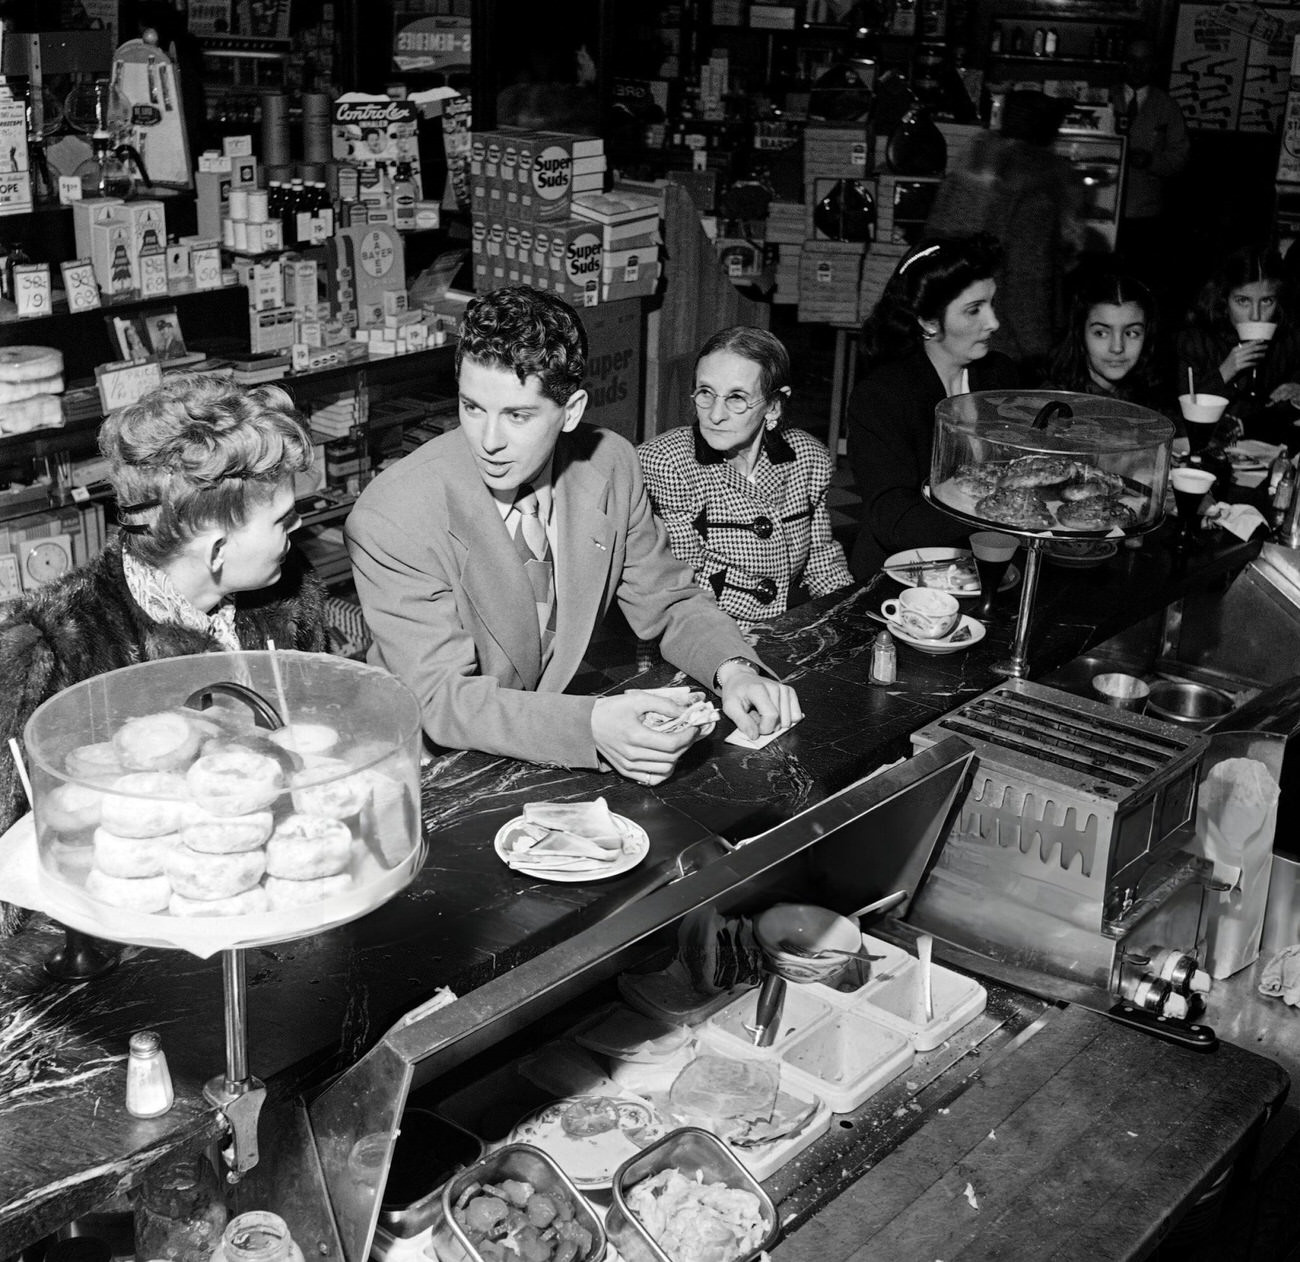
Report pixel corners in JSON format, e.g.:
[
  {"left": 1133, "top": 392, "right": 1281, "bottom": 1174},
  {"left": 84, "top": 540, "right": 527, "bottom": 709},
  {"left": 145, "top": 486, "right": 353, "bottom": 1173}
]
[
  {"left": 1259, "top": 945, "right": 1300, "bottom": 1005},
  {"left": 1204, "top": 502, "right": 1268, "bottom": 541}
]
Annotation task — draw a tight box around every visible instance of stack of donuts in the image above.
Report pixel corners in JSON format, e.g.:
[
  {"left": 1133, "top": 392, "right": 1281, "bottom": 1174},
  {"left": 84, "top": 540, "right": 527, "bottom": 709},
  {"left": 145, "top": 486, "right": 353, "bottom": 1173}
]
[
  {"left": 0, "top": 347, "right": 64, "bottom": 434},
  {"left": 41, "top": 710, "right": 402, "bottom": 918}
]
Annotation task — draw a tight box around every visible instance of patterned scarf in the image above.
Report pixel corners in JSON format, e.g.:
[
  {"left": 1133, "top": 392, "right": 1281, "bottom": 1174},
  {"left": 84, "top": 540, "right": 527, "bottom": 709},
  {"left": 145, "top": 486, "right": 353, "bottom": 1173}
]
[{"left": 122, "top": 549, "right": 241, "bottom": 651}]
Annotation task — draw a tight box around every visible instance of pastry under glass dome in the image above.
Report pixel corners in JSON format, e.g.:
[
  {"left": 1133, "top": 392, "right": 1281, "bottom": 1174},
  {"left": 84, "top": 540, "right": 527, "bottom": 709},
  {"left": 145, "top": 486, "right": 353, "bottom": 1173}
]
[
  {"left": 23, "top": 651, "right": 425, "bottom": 954},
  {"left": 929, "top": 391, "right": 1175, "bottom": 536}
]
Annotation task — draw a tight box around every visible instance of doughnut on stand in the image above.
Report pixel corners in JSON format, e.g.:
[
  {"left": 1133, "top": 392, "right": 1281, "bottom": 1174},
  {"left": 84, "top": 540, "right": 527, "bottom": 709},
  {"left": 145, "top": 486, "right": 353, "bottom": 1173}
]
[
  {"left": 21, "top": 651, "right": 426, "bottom": 1181},
  {"left": 925, "top": 391, "right": 1175, "bottom": 677}
]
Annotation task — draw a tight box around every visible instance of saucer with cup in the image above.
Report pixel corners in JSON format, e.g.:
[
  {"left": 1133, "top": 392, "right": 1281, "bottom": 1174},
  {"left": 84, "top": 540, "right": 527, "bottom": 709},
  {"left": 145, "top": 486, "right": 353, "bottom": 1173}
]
[
  {"left": 879, "top": 587, "right": 985, "bottom": 653},
  {"left": 881, "top": 586, "right": 960, "bottom": 640}
]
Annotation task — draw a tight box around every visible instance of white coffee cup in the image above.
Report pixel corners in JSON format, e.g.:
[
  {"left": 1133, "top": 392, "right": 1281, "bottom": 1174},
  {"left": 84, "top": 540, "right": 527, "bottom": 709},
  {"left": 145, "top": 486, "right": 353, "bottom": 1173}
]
[
  {"left": 1236, "top": 320, "right": 1277, "bottom": 343},
  {"left": 1177, "top": 393, "right": 1229, "bottom": 425},
  {"left": 881, "top": 587, "right": 960, "bottom": 639},
  {"left": 1171, "top": 467, "right": 1216, "bottom": 496}
]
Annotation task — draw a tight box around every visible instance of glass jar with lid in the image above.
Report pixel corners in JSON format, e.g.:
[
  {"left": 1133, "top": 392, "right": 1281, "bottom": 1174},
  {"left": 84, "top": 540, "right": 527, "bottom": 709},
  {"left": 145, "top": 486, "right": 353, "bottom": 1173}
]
[
  {"left": 132, "top": 1152, "right": 227, "bottom": 1262},
  {"left": 211, "top": 1211, "right": 304, "bottom": 1262}
]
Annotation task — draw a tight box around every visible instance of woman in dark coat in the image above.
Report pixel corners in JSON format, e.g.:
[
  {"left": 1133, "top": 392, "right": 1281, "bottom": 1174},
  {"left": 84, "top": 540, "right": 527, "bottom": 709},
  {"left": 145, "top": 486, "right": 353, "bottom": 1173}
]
[
  {"left": 847, "top": 234, "right": 1019, "bottom": 580},
  {"left": 0, "top": 373, "right": 328, "bottom": 934},
  {"left": 1177, "top": 244, "right": 1300, "bottom": 446}
]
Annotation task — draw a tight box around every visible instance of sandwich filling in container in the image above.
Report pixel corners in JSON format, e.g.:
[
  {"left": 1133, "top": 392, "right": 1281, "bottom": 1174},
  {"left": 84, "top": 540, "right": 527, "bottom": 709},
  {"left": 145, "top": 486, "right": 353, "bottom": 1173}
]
[{"left": 606, "top": 1127, "right": 778, "bottom": 1262}]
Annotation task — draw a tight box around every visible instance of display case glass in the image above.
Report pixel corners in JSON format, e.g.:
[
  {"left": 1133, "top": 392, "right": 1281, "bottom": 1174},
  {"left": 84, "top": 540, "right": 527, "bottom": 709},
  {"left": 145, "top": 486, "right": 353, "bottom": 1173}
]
[
  {"left": 929, "top": 389, "right": 1174, "bottom": 536},
  {"left": 24, "top": 651, "right": 424, "bottom": 953}
]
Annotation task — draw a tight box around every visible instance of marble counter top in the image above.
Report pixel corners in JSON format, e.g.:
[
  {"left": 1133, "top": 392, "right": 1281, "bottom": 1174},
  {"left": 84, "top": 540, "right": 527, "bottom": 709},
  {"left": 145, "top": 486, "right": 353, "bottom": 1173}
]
[{"left": 0, "top": 525, "right": 1268, "bottom": 1252}]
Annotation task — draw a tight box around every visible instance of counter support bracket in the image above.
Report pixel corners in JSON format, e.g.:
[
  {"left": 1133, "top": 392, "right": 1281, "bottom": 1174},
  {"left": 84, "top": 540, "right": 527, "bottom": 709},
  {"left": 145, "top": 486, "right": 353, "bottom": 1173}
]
[
  {"left": 203, "top": 946, "right": 266, "bottom": 1183},
  {"left": 996, "top": 536, "right": 1046, "bottom": 677}
]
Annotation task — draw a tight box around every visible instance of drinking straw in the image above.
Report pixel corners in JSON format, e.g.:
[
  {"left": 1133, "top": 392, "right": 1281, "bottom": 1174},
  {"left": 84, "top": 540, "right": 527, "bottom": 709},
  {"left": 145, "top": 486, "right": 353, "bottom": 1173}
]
[
  {"left": 266, "top": 639, "right": 293, "bottom": 729},
  {"left": 1187, "top": 367, "right": 1196, "bottom": 405},
  {"left": 7, "top": 738, "right": 32, "bottom": 804}
]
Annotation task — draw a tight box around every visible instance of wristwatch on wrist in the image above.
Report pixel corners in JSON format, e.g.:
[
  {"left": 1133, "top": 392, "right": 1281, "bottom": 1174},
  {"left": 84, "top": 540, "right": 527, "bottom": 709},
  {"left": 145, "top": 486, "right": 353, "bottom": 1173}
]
[{"left": 714, "top": 656, "right": 761, "bottom": 691}]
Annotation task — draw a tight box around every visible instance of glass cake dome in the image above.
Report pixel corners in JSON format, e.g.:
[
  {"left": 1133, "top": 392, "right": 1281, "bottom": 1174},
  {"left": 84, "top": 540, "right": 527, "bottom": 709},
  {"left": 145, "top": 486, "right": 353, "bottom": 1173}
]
[
  {"left": 929, "top": 390, "right": 1175, "bottom": 536},
  {"left": 23, "top": 651, "right": 426, "bottom": 953}
]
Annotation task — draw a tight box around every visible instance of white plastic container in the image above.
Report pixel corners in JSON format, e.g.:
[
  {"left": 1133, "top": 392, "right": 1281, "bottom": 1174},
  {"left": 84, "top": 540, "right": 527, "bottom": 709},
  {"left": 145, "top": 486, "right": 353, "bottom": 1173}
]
[
  {"left": 693, "top": 1028, "right": 833, "bottom": 1181},
  {"left": 850, "top": 958, "right": 987, "bottom": 1052},
  {"left": 778, "top": 1009, "right": 913, "bottom": 1113},
  {"left": 707, "top": 985, "right": 831, "bottom": 1051}
]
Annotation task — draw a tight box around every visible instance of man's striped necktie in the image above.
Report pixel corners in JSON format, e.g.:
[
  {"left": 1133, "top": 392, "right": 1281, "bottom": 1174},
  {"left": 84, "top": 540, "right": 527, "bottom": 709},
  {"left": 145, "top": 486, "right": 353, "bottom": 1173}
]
[{"left": 512, "top": 483, "right": 556, "bottom": 663}]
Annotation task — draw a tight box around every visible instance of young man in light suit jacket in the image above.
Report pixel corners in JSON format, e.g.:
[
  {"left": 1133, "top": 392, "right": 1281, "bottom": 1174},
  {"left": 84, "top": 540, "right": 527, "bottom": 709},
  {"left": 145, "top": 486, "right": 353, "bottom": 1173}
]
[{"left": 345, "top": 285, "right": 800, "bottom": 784}]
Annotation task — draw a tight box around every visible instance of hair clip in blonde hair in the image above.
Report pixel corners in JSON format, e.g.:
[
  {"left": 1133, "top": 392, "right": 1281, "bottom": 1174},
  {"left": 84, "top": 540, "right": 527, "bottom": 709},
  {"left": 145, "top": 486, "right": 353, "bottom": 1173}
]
[
  {"left": 117, "top": 498, "right": 160, "bottom": 534},
  {"left": 899, "top": 244, "right": 942, "bottom": 274}
]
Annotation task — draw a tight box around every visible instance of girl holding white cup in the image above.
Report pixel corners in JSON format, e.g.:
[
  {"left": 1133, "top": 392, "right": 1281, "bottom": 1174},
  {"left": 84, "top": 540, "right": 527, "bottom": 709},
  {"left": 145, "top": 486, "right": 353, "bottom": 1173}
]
[{"left": 1177, "top": 245, "right": 1300, "bottom": 445}]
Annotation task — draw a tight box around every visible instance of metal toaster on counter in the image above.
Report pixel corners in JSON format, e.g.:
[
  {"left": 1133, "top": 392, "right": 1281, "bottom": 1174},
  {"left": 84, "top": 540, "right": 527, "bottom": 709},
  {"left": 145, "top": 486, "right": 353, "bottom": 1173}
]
[{"left": 908, "top": 679, "right": 1214, "bottom": 1028}]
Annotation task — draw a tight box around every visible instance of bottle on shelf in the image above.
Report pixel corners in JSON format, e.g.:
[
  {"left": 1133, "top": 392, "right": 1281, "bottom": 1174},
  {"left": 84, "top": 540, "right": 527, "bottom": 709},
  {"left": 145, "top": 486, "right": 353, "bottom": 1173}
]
[
  {"left": 392, "top": 162, "right": 416, "bottom": 229},
  {"left": 1031, "top": 27, "right": 1046, "bottom": 56},
  {"left": 989, "top": 22, "right": 1003, "bottom": 53},
  {"left": 1044, "top": 27, "right": 1058, "bottom": 56},
  {"left": 1009, "top": 25, "right": 1025, "bottom": 54}
]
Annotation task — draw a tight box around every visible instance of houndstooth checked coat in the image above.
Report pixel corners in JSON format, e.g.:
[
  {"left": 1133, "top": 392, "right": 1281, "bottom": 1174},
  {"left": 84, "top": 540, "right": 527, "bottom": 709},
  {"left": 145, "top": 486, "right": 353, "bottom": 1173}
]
[{"left": 638, "top": 424, "right": 853, "bottom": 622}]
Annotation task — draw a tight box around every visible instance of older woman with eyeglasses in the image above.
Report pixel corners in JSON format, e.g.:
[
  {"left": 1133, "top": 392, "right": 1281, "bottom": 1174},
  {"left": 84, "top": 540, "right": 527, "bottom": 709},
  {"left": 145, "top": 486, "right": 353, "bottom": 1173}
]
[{"left": 638, "top": 326, "right": 853, "bottom": 621}]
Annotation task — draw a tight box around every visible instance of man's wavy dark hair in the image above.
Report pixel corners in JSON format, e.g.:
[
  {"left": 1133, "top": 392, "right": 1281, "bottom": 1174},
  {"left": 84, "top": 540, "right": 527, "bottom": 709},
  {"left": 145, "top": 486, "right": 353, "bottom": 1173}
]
[{"left": 456, "top": 285, "right": 588, "bottom": 404}]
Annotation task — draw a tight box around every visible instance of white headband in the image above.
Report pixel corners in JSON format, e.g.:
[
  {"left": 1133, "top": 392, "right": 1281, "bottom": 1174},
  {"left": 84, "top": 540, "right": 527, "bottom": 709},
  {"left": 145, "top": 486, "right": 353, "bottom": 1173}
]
[{"left": 898, "top": 244, "right": 942, "bottom": 274}]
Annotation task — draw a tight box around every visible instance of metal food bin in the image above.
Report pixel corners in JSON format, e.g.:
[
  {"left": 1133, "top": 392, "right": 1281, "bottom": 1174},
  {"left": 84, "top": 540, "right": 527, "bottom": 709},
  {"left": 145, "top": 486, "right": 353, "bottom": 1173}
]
[{"left": 235, "top": 737, "right": 1021, "bottom": 1262}]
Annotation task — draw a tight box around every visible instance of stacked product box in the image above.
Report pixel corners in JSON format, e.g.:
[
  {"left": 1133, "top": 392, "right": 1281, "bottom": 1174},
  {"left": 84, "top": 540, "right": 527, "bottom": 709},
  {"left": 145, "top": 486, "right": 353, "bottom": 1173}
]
[
  {"left": 766, "top": 200, "right": 805, "bottom": 305},
  {"left": 804, "top": 123, "right": 873, "bottom": 188},
  {"left": 571, "top": 189, "right": 663, "bottom": 304},
  {"left": 86, "top": 199, "right": 167, "bottom": 296},
  {"left": 798, "top": 241, "right": 864, "bottom": 326},
  {"left": 470, "top": 129, "right": 608, "bottom": 302}
]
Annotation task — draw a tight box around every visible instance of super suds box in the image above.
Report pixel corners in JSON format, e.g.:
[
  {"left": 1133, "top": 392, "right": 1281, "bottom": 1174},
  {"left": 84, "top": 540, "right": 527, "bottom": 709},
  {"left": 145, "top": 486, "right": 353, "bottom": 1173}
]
[
  {"left": 519, "top": 132, "right": 603, "bottom": 223},
  {"left": 547, "top": 217, "right": 603, "bottom": 305}
]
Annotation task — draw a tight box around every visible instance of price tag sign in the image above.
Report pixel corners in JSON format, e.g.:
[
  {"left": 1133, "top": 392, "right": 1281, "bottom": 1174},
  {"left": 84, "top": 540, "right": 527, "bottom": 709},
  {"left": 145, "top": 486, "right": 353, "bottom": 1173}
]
[
  {"left": 95, "top": 359, "right": 163, "bottom": 415},
  {"left": 192, "top": 243, "right": 222, "bottom": 290},
  {"left": 138, "top": 248, "right": 169, "bottom": 298},
  {"left": 58, "top": 177, "right": 83, "bottom": 205},
  {"left": 13, "top": 264, "right": 51, "bottom": 318},
  {"left": 60, "top": 260, "right": 101, "bottom": 312}
]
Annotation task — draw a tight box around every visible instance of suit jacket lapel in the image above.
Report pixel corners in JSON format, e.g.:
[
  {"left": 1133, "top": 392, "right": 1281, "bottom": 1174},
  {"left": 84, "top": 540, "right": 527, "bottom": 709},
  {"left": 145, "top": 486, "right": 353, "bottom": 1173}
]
[
  {"left": 547, "top": 432, "right": 615, "bottom": 688},
  {"left": 443, "top": 438, "right": 542, "bottom": 687}
]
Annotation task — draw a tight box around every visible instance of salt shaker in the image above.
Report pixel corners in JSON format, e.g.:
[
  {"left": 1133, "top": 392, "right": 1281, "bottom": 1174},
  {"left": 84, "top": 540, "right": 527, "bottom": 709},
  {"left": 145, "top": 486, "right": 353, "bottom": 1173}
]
[
  {"left": 869, "top": 628, "right": 897, "bottom": 685},
  {"left": 125, "top": 1029, "right": 174, "bottom": 1118}
]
